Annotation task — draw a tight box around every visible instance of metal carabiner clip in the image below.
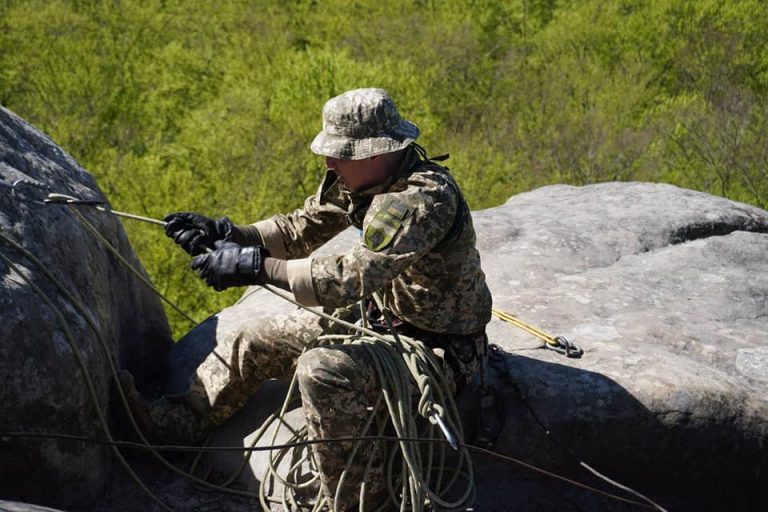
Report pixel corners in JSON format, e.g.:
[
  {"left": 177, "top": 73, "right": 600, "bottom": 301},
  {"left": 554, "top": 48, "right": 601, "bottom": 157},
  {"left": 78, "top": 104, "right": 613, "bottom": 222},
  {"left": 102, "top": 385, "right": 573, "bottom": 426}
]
[{"left": 546, "top": 335, "right": 584, "bottom": 358}]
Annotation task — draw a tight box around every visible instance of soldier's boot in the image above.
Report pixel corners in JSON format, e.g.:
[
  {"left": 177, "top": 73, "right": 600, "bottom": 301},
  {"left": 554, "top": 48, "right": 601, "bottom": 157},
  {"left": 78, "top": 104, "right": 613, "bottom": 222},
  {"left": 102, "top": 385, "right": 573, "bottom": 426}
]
[
  {"left": 315, "top": 488, "right": 389, "bottom": 512},
  {"left": 118, "top": 370, "right": 211, "bottom": 444},
  {"left": 145, "top": 392, "right": 213, "bottom": 445}
]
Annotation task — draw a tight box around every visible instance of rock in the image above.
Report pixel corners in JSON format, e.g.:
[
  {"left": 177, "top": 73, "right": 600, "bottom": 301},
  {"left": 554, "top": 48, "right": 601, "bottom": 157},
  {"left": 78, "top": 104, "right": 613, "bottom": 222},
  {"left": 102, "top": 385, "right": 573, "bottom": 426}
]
[
  {"left": 472, "top": 183, "right": 768, "bottom": 511},
  {"left": 0, "top": 107, "right": 173, "bottom": 508},
  {"left": 0, "top": 500, "right": 66, "bottom": 512},
  {"left": 163, "top": 182, "right": 768, "bottom": 511}
]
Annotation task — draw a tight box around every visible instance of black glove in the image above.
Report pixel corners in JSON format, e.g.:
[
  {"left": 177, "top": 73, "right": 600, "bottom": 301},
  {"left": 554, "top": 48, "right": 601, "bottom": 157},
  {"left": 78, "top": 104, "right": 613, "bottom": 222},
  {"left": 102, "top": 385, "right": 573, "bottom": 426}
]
[
  {"left": 163, "top": 212, "right": 234, "bottom": 256},
  {"left": 191, "top": 241, "right": 266, "bottom": 291}
]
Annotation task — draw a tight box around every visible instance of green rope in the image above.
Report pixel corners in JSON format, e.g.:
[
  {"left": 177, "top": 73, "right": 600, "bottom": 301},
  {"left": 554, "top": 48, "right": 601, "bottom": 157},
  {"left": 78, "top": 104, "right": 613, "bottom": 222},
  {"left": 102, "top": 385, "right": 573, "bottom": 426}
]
[
  {"left": 0, "top": 243, "right": 173, "bottom": 512},
  {"left": 66, "top": 206, "right": 200, "bottom": 327},
  {"left": 257, "top": 286, "right": 475, "bottom": 512},
  {"left": 3, "top": 222, "right": 470, "bottom": 511}
]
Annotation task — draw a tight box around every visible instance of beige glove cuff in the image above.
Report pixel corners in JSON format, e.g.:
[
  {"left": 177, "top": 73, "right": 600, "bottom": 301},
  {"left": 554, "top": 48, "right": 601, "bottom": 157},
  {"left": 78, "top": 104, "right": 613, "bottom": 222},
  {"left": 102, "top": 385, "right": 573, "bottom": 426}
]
[
  {"left": 286, "top": 258, "right": 320, "bottom": 307},
  {"left": 249, "top": 219, "right": 287, "bottom": 259}
]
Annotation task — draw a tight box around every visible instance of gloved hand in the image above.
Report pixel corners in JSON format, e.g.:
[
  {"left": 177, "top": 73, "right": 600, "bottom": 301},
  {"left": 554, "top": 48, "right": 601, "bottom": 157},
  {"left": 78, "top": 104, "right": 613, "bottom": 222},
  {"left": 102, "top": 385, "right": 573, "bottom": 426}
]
[
  {"left": 163, "top": 212, "right": 234, "bottom": 256},
  {"left": 191, "top": 241, "right": 267, "bottom": 291}
]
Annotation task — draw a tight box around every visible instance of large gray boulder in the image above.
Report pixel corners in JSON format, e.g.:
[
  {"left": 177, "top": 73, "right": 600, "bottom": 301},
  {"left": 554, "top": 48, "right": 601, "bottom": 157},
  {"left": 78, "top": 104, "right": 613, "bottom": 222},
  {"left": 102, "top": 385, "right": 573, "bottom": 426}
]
[
  {"left": 473, "top": 183, "right": 768, "bottom": 511},
  {"left": 163, "top": 182, "right": 768, "bottom": 511},
  {"left": 0, "top": 107, "right": 173, "bottom": 508}
]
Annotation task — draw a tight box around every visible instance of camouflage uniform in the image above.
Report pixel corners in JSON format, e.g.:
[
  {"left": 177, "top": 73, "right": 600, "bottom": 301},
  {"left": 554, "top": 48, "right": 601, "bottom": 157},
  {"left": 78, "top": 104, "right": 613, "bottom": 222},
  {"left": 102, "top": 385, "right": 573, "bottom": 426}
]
[{"left": 154, "top": 89, "right": 492, "bottom": 510}]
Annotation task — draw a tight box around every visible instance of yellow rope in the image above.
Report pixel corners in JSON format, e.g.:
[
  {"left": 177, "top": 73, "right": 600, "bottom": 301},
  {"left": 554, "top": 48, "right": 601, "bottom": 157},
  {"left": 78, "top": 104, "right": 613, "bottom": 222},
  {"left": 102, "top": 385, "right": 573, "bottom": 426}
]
[
  {"left": 492, "top": 308, "right": 583, "bottom": 357},
  {"left": 492, "top": 308, "right": 560, "bottom": 346}
]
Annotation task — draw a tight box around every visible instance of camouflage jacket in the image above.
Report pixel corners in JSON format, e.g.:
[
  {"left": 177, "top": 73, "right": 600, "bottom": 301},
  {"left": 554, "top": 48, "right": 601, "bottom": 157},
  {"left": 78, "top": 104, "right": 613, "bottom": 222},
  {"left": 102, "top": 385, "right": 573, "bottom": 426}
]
[{"left": 254, "top": 147, "right": 492, "bottom": 335}]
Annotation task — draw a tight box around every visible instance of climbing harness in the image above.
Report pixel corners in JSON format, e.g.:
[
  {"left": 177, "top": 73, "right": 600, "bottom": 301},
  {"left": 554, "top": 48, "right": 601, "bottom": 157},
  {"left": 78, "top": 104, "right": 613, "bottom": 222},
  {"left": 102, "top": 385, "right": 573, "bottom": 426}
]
[
  {"left": 492, "top": 308, "right": 583, "bottom": 358},
  {"left": 0, "top": 191, "right": 668, "bottom": 512}
]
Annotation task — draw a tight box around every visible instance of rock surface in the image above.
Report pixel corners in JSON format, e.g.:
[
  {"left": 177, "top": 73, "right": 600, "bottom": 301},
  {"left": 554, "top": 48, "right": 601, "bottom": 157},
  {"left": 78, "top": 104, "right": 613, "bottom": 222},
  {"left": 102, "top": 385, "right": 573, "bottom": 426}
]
[
  {"left": 0, "top": 107, "right": 173, "bottom": 508},
  {"left": 471, "top": 183, "right": 768, "bottom": 511},
  {"left": 160, "top": 182, "right": 768, "bottom": 511}
]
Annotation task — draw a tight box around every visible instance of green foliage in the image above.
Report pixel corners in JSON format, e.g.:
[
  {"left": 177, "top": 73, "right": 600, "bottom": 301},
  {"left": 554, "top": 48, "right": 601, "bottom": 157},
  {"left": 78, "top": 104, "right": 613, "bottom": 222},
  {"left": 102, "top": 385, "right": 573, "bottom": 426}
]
[{"left": 2, "top": 0, "right": 767, "bottom": 338}]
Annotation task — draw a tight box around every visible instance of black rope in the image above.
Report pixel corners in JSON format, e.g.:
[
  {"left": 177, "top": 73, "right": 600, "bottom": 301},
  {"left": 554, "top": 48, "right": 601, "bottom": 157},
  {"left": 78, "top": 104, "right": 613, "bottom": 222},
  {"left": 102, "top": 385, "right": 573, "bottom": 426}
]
[
  {"left": 486, "top": 344, "right": 668, "bottom": 512},
  {"left": 0, "top": 430, "right": 659, "bottom": 510},
  {"left": 490, "top": 344, "right": 579, "bottom": 459}
]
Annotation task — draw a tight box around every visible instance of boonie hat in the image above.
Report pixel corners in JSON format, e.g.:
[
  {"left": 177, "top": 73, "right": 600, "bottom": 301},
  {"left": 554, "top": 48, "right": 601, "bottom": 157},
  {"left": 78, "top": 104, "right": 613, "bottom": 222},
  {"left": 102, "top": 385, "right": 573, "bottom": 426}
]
[{"left": 310, "top": 88, "right": 419, "bottom": 160}]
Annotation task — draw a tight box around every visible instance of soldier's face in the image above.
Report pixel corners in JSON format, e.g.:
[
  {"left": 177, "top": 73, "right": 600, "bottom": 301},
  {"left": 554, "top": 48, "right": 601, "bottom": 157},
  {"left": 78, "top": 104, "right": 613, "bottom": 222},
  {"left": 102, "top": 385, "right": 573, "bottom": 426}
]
[{"left": 326, "top": 156, "right": 382, "bottom": 191}]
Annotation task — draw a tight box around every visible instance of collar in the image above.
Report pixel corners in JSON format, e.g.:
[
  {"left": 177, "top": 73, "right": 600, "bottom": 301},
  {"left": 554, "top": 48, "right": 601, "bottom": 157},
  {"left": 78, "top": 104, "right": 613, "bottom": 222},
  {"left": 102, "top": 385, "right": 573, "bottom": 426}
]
[{"left": 348, "top": 147, "right": 420, "bottom": 197}]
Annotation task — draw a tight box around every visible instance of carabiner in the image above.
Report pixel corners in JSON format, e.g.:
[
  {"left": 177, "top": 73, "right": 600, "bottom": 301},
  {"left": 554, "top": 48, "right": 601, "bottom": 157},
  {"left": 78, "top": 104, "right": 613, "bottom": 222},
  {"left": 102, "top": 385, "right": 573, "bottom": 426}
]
[{"left": 545, "top": 335, "right": 583, "bottom": 358}]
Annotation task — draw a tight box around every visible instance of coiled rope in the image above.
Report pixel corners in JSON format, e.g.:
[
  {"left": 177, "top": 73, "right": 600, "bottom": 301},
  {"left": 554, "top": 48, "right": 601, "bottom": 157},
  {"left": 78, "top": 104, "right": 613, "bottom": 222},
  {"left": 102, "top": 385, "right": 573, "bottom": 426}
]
[{"left": 241, "top": 286, "right": 474, "bottom": 511}]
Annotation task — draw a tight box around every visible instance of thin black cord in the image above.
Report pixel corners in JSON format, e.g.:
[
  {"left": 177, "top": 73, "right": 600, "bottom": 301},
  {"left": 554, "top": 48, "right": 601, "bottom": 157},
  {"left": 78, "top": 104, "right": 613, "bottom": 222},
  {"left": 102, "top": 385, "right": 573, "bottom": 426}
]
[{"left": 0, "top": 431, "right": 662, "bottom": 510}]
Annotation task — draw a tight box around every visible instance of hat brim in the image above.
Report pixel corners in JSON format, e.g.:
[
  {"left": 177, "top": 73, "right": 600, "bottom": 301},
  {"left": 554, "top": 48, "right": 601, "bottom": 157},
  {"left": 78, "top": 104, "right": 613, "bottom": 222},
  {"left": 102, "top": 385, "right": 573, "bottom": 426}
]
[{"left": 310, "top": 119, "right": 419, "bottom": 160}]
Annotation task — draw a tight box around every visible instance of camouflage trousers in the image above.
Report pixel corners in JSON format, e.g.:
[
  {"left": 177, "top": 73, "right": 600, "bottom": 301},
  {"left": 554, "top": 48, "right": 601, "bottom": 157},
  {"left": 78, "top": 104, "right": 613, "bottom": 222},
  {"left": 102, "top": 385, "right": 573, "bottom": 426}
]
[{"left": 146, "top": 306, "right": 485, "bottom": 510}]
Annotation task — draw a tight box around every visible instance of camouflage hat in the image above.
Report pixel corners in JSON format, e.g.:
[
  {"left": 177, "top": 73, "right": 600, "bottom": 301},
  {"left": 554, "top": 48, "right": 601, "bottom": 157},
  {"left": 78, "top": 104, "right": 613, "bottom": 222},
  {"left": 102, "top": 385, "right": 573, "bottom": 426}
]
[{"left": 310, "top": 88, "right": 419, "bottom": 160}]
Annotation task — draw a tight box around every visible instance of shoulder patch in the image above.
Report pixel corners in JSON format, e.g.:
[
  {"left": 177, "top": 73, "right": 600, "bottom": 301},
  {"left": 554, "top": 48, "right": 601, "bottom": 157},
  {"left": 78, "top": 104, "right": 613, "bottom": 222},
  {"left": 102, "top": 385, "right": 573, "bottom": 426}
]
[{"left": 364, "top": 200, "right": 411, "bottom": 251}]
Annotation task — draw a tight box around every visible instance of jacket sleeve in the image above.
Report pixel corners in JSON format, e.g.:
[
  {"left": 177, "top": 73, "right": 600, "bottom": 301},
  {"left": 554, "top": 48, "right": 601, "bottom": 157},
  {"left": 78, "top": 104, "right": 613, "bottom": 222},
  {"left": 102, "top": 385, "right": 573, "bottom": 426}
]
[
  {"left": 249, "top": 171, "right": 350, "bottom": 260},
  {"left": 288, "top": 173, "right": 458, "bottom": 308}
]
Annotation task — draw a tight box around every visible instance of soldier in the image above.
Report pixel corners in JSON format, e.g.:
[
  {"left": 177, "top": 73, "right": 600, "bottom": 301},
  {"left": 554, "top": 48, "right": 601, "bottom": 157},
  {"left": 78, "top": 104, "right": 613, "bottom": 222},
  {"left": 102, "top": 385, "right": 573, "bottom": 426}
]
[{"left": 131, "top": 88, "right": 492, "bottom": 510}]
